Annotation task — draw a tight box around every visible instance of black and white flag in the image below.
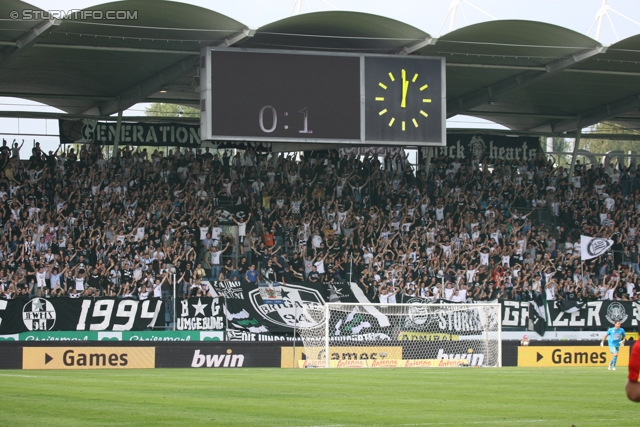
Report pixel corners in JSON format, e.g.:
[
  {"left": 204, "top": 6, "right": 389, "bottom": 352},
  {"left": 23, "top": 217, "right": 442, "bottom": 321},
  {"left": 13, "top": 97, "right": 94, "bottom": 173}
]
[
  {"left": 580, "top": 235, "right": 613, "bottom": 260},
  {"left": 528, "top": 295, "right": 546, "bottom": 337}
]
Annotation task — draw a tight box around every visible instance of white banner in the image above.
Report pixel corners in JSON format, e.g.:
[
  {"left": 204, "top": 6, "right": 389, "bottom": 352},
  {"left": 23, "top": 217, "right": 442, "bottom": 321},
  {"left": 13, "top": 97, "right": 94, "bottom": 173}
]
[{"left": 580, "top": 235, "right": 613, "bottom": 260}]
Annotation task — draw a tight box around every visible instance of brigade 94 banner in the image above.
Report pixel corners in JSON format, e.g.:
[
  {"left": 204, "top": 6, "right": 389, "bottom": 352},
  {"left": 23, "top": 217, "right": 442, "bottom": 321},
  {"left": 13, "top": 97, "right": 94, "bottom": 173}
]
[{"left": 0, "top": 297, "right": 165, "bottom": 334}]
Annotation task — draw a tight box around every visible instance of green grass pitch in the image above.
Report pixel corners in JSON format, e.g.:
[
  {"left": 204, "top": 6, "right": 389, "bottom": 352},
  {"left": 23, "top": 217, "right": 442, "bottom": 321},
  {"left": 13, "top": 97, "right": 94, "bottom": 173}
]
[{"left": 0, "top": 368, "right": 636, "bottom": 426}]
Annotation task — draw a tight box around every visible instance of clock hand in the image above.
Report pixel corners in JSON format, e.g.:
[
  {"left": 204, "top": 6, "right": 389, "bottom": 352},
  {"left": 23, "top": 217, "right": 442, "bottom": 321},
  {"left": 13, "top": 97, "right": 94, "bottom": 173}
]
[{"left": 401, "top": 69, "right": 408, "bottom": 109}]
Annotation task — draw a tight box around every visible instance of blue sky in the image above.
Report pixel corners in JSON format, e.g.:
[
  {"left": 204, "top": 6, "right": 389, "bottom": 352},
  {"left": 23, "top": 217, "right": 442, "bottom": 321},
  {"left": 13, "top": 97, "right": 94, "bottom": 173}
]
[{"left": 3, "top": 0, "right": 639, "bottom": 155}]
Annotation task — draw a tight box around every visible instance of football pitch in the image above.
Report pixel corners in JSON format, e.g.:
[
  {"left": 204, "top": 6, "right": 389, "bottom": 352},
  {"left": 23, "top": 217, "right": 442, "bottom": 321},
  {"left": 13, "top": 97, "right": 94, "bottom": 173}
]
[{"left": 0, "top": 368, "right": 636, "bottom": 426}]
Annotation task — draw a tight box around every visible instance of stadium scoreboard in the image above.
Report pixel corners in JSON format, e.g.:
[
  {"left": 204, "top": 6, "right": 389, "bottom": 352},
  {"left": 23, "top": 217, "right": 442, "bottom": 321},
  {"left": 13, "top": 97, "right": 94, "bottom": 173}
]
[{"left": 200, "top": 48, "right": 445, "bottom": 146}]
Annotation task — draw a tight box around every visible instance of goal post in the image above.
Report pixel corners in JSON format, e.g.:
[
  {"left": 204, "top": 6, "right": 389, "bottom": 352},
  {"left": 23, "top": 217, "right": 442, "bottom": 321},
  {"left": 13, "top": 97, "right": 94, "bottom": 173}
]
[{"left": 297, "top": 302, "right": 502, "bottom": 368}]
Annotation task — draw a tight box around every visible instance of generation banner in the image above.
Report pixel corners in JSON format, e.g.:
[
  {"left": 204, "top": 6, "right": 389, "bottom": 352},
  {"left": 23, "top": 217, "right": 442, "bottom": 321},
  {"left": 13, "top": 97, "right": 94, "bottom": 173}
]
[
  {"left": 0, "top": 297, "right": 165, "bottom": 334},
  {"left": 58, "top": 119, "right": 200, "bottom": 147}
]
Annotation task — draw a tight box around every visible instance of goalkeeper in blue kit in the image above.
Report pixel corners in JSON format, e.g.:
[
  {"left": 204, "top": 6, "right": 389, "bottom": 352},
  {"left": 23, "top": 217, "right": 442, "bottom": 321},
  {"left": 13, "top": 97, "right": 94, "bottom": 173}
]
[{"left": 601, "top": 321, "right": 626, "bottom": 370}]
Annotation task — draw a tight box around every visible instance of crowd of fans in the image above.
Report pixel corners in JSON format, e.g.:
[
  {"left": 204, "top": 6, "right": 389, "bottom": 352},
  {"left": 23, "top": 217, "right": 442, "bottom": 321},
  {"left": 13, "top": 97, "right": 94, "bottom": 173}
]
[{"left": 0, "top": 137, "right": 639, "bottom": 308}]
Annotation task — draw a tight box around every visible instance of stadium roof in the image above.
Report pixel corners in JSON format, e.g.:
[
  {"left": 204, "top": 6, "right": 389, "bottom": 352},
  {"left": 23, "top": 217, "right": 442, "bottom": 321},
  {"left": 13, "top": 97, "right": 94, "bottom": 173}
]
[{"left": 0, "top": 0, "right": 639, "bottom": 135}]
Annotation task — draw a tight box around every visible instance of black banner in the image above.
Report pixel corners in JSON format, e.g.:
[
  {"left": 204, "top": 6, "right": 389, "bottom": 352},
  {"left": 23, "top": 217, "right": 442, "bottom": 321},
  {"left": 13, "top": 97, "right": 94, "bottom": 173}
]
[
  {"left": 327, "top": 281, "right": 357, "bottom": 303},
  {"left": 502, "top": 300, "right": 640, "bottom": 333},
  {"left": 225, "top": 281, "right": 329, "bottom": 333},
  {"left": 546, "top": 300, "right": 640, "bottom": 330},
  {"left": 500, "top": 300, "right": 546, "bottom": 336},
  {"left": 58, "top": 119, "right": 200, "bottom": 147},
  {"left": 0, "top": 297, "right": 165, "bottom": 334},
  {"left": 212, "top": 205, "right": 249, "bottom": 225},
  {"left": 422, "top": 133, "right": 543, "bottom": 162},
  {"left": 209, "top": 280, "right": 244, "bottom": 300},
  {"left": 175, "top": 297, "right": 224, "bottom": 331}
]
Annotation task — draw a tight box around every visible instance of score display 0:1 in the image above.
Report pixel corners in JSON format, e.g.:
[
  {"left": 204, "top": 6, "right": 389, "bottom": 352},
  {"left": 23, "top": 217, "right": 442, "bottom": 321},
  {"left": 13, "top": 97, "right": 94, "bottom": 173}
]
[{"left": 258, "top": 105, "right": 313, "bottom": 134}]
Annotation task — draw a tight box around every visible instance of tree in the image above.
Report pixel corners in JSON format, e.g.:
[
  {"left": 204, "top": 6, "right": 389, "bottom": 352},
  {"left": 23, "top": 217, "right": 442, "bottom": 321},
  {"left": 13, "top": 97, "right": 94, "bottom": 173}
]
[
  {"left": 552, "top": 137, "right": 572, "bottom": 167},
  {"left": 581, "top": 123, "right": 640, "bottom": 166},
  {"left": 145, "top": 103, "right": 200, "bottom": 118}
]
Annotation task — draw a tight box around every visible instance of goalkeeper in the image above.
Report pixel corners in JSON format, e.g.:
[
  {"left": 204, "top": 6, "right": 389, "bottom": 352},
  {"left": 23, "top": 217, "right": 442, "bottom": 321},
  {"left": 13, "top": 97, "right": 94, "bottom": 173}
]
[{"left": 601, "top": 321, "right": 625, "bottom": 371}]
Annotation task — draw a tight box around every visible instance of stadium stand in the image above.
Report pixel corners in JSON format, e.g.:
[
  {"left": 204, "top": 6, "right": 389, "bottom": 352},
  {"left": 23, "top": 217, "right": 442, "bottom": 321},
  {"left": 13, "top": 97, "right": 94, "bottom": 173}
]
[{"left": 0, "top": 138, "right": 638, "bottom": 313}]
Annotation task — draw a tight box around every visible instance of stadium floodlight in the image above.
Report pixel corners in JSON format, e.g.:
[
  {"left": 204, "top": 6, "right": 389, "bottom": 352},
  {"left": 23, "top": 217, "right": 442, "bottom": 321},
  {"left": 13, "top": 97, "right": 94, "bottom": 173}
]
[
  {"left": 296, "top": 302, "right": 502, "bottom": 368},
  {"left": 588, "top": 0, "right": 640, "bottom": 41},
  {"left": 437, "top": 0, "right": 497, "bottom": 37}
]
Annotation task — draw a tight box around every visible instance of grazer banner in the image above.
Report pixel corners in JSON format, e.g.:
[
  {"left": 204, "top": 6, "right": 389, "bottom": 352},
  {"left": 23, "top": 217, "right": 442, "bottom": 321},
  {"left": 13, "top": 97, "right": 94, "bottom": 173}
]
[
  {"left": 546, "top": 300, "right": 640, "bottom": 330},
  {"left": 58, "top": 119, "right": 200, "bottom": 147},
  {"left": 421, "top": 133, "right": 543, "bottom": 162},
  {"left": 500, "top": 300, "right": 546, "bottom": 336},
  {"left": 501, "top": 300, "right": 640, "bottom": 331},
  {"left": 0, "top": 297, "right": 164, "bottom": 334}
]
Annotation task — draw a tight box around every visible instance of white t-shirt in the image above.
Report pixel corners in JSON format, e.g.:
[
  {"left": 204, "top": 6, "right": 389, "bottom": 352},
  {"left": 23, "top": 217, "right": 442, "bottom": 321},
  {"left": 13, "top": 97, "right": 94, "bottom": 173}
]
[
  {"left": 210, "top": 251, "right": 222, "bottom": 265},
  {"left": 211, "top": 227, "right": 223, "bottom": 241},
  {"left": 237, "top": 222, "right": 247, "bottom": 237},
  {"left": 199, "top": 227, "right": 209, "bottom": 240},
  {"left": 480, "top": 252, "right": 489, "bottom": 265},
  {"left": 75, "top": 276, "right": 85, "bottom": 291},
  {"left": 36, "top": 271, "right": 47, "bottom": 288}
]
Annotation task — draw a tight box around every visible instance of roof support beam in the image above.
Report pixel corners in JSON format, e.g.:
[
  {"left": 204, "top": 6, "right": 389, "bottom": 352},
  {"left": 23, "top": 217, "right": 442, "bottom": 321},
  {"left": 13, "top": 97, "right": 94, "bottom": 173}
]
[
  {"left": 82, "top": 28, "right": 253, "bottom": 116},
  {"left": 529, "top": 92, "right": 640, "bottom": 133},
  {"left": 447, "top": 62, "right": 640, "bottom": 77},
  {"left": 216, "top": 28, "right": 256, "bottom": 47},
  {"left": 0, "top": 19, "right": 60, "bottom": 68},
  {"left": 399, "top": 37, "right": 437, "bottom": 55},
  {"left": 0, "top": 92, "right": 114, "bottom": 101},
  {"left": 35, "top": 43, "right": 199, "bottom": 55},
  {"left": 83, "top": 56, "right": 199, "bottom": 116},
  {"left": 446, "top": 45, "right": 606, "bottom": 118}
]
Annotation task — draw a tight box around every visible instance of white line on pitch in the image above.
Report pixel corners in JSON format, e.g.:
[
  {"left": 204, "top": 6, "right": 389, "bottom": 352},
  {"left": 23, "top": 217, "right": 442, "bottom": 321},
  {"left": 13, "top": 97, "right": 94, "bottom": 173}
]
[{"left": 0, "top": 373, "right": 42, "bottom": 378}]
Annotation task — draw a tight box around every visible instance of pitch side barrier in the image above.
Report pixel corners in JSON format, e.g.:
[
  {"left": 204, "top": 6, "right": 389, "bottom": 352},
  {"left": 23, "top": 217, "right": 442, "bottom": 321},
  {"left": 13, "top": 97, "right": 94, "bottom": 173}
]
[{"left": 0, "top": 340, "right": 629, "bottom": 369}]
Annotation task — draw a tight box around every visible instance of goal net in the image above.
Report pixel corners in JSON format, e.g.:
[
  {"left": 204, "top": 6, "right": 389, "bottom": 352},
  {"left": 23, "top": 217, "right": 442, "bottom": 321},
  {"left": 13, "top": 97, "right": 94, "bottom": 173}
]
[{"left": 296, "top": 302, "right": 501, "bottom": 368}]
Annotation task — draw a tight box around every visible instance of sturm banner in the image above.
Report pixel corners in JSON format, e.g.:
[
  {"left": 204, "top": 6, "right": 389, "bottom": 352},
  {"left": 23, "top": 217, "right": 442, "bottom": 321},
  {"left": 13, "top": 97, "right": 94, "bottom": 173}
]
[
  {"left": 0, "top": 297, "right": 165, "bottom": 334},
  {"left": 328, "top": 303, "right": 496, "bottom": 343}
]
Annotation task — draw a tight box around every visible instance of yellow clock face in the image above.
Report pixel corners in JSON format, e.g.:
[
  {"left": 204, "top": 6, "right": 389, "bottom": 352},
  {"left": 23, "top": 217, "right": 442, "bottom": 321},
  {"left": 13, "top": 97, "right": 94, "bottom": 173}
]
[{"left": 375, "top": 68, "right": 432, "bottom": 132}]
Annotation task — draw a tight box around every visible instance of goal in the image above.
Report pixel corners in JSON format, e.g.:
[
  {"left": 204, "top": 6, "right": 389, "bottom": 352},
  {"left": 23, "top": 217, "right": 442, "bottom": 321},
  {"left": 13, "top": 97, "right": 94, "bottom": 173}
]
[{"left": 296, "top": 302, "right": 501, "bottom": 368}]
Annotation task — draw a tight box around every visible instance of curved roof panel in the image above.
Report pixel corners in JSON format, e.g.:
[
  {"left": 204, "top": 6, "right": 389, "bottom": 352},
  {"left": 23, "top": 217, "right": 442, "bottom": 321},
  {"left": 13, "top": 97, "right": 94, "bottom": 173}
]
[
  {"left": 238, "top": 11, "right": 429, "bottom": 52},
  {"left": 0, "top": 3, "right": 638, "bottom": 135}
]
